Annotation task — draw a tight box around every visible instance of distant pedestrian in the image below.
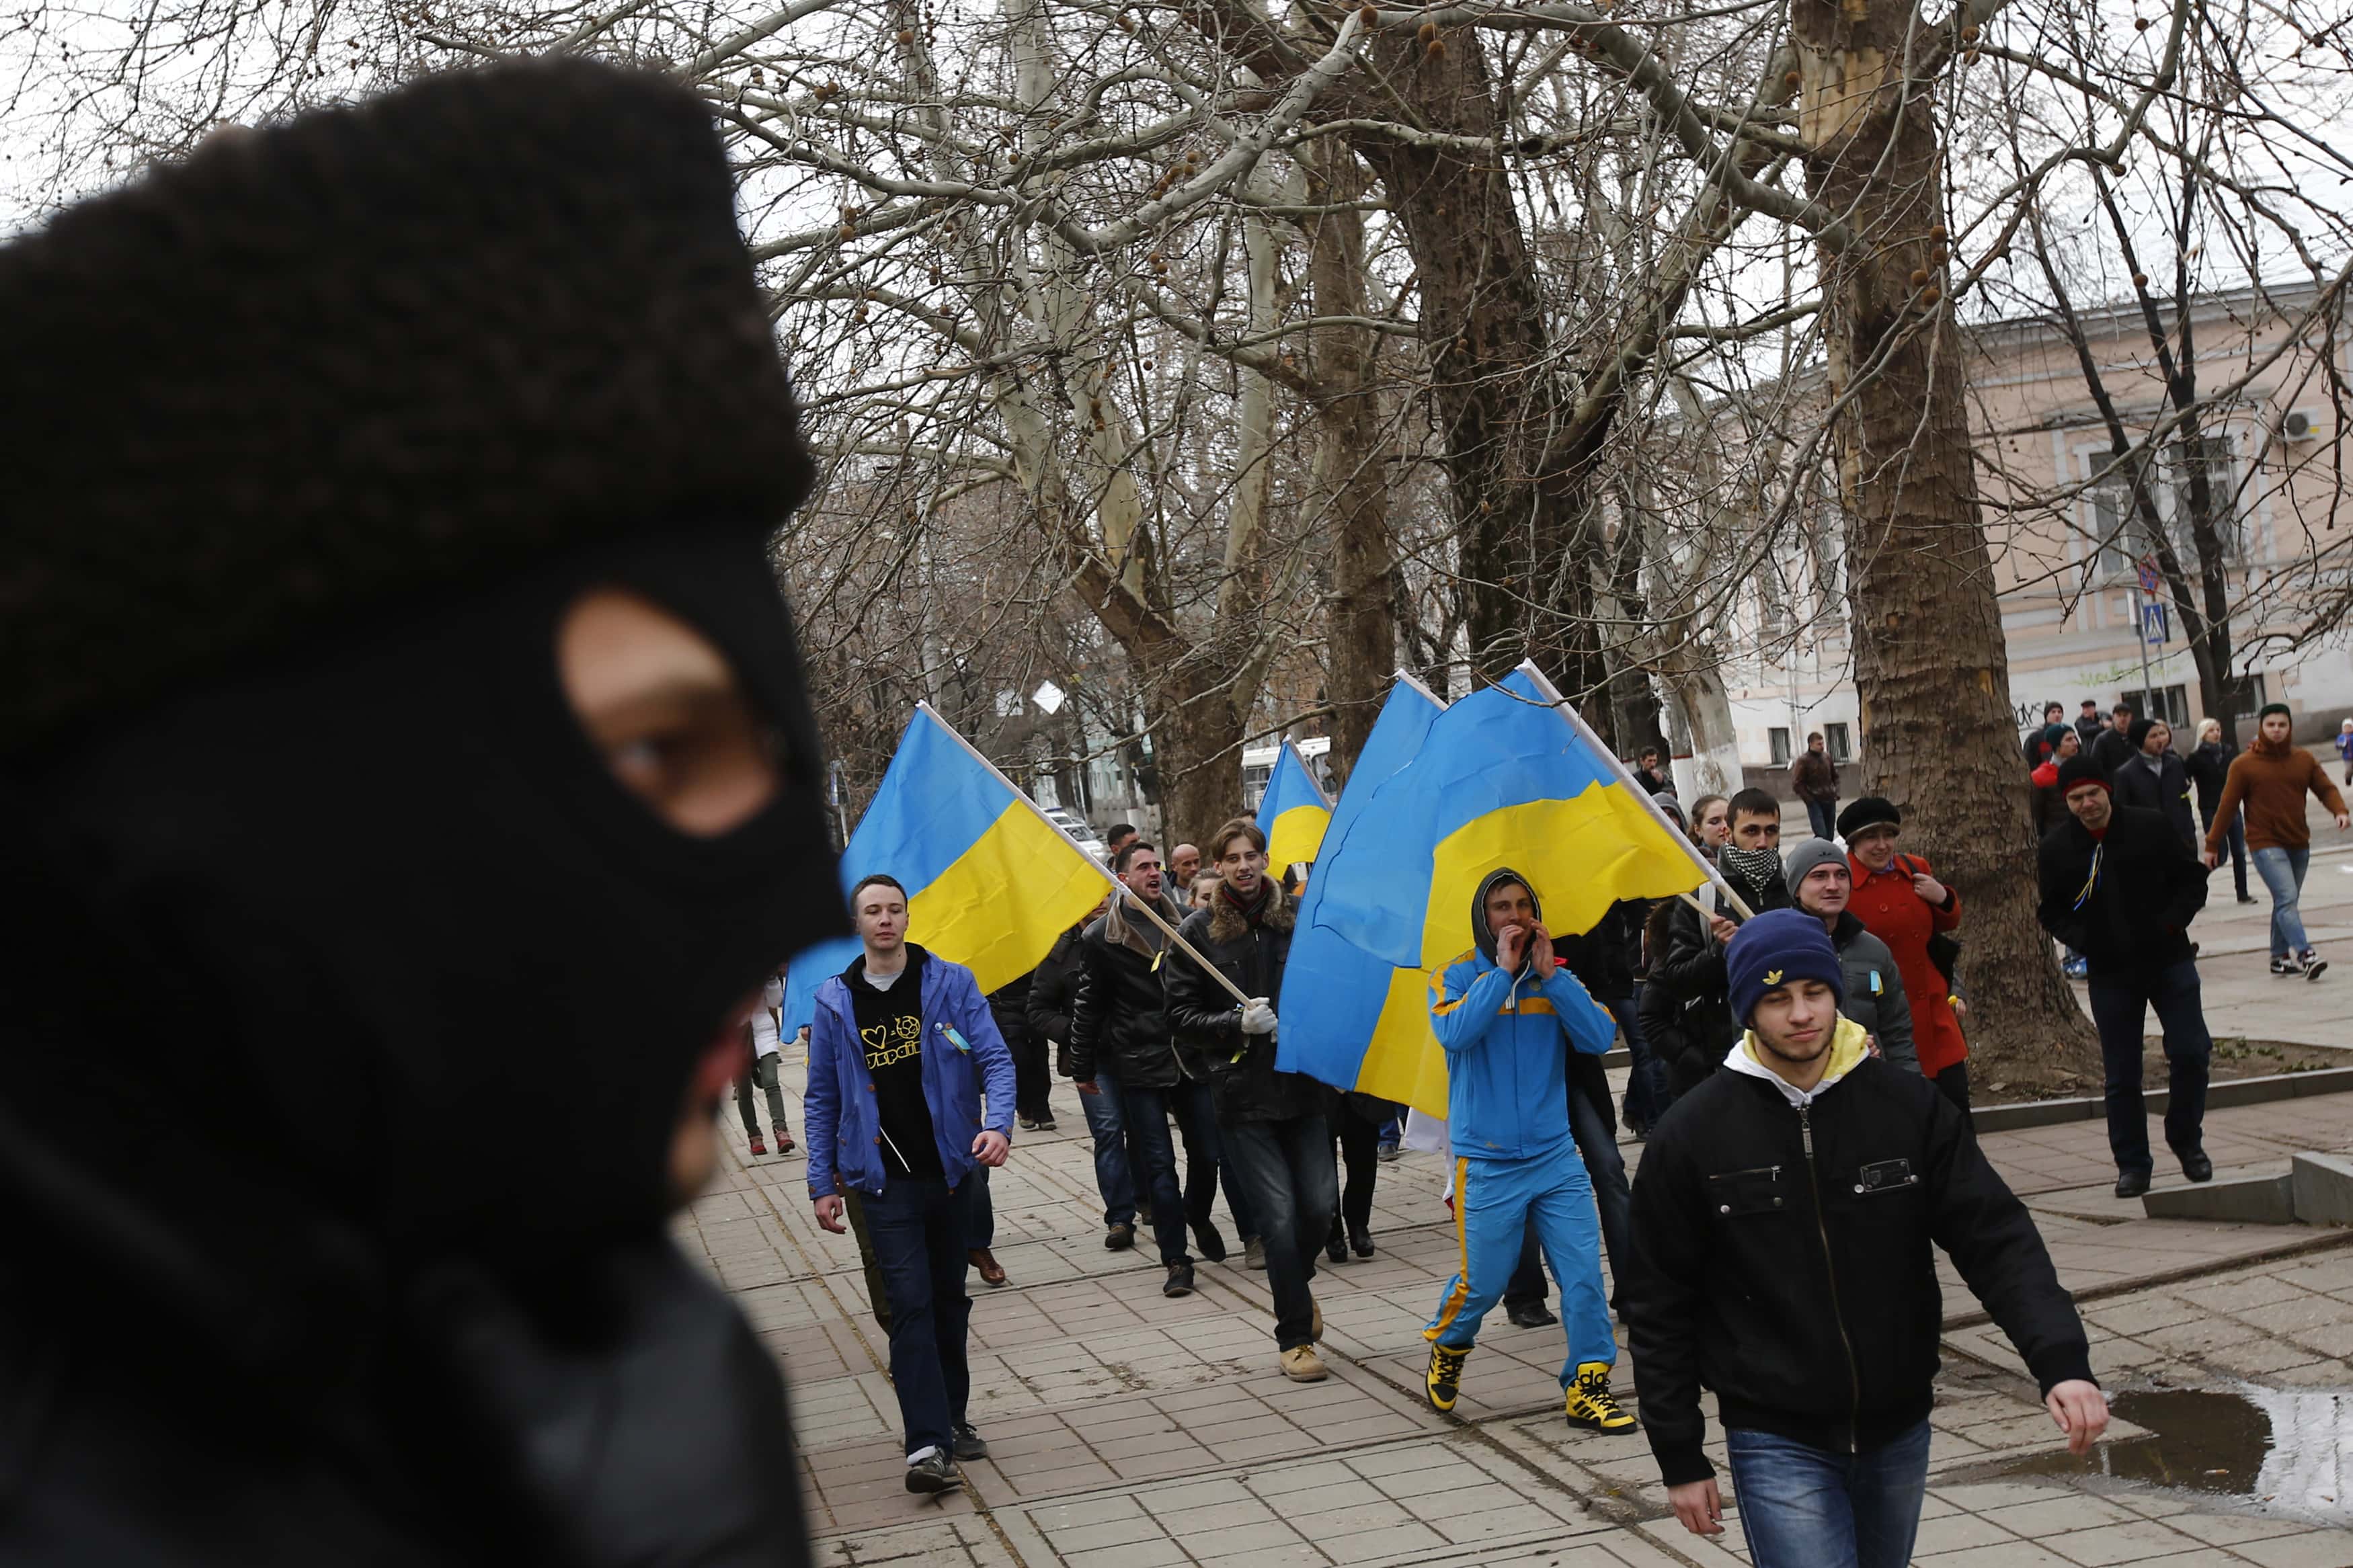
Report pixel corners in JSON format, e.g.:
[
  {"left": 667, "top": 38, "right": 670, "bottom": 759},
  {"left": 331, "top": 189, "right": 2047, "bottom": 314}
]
[
  {"left": 2037, "top": 757, "right": 2215, "bottom": 1197},
  {"left": 1028, "top": 899, "right": 1135, "bottom": 1249},
  {"left": 1633, "top": 747, "right": 1670, "bottom": 796},
  {"left": 991, "top": 966, "right": 1055, "bottom": 1135},
  {"left": 1626, "top": 910, "right": 2106, "bottom": 1568},
  {"left": 1837, "top": 798, "right": 1970, "bottom": 1118},
  {"left": 2185, "top": 719, "right": 2254, "bottom": 906},
  {"left": 2338, "top": 718, "right": 2353, "bottom": 785},
  {"left": 2031, "top": 727, "right": 2081, "bottom": 843},
  {"left": 2204, "top": 702, "right": 2350, "bottom": 979},
  {"left": 737, "top": 970, "right": 796, "bottom": 1157},
  {"left": 1165, "top": 819, "right": 1339, "bottom": 1382},
  {"left": 2112, "top": 718, "right": 2196, "bottom": 852},
  {"left": 806, "top": 874, "right": 1016, "bottom": 1493},
  {"left": 1168, "top": 842, "right": 1203, "bottom": 907},
  {"left": 1325, "top": 1094, "right": 1392, "bottom": 1262},
  {"left": 1105, "top": 823, "right": 1140, "bottom": 861},
  {"left": 2024, "top": 701, "right": 2067, "bottom": 768},
  {"left": 2075, "top": 698, "right": 2107, "bottom": 751},
  {"left": 2089, "top": 703, "right": 2137, "bottom": 777},
  {"left": 1790, "top": 732, "right": 1841, "bottom": 841}
]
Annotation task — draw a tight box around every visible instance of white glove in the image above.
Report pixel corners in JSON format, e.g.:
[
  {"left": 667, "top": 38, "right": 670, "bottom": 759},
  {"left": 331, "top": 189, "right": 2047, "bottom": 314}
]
[{"left": 1239, "top": 998, "right": 1278, "bottom": 1036}]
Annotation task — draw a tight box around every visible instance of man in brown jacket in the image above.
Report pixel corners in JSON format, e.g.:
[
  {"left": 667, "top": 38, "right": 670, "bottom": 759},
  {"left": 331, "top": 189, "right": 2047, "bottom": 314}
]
[
  {"left": 2204, "top": 703, "right": 2350, "bottom": 979},
  {"left": 1791, "top": 732, "right": 1841, "bottom": 841}
]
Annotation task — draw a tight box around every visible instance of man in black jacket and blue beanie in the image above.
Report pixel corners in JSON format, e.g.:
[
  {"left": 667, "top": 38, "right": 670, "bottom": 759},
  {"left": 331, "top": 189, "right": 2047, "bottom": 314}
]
[
  {"left": 1624, "top": 910, "right": 2105, "bottom": 1568},
  {"left": 2036, "top": 753, "right": 2215, "bottom": 1197}
]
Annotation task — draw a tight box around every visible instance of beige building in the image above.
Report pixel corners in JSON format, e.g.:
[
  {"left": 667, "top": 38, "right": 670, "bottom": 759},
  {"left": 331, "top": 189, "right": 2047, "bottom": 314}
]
[{"left": 1728, "top": 283, "right": 2353, "bottom": 770}]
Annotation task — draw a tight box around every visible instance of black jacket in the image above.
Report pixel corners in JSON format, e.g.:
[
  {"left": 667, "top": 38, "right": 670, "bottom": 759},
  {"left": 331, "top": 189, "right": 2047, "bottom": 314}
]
[
  {"left": 2089, "top": 726, "right": 2136, "bottom": 778},
  {"left": 1068, "top": 897, "right": 1184, "bottom": 1089},
  {"left": 988, "top": 971, "right": 1033, "bottom": 1052},
  {"left": 2111, "top": 749, "right": 2196, "bottom": 850},
  {"left": 1646, "top": 874, "right": 1793, "bottom": 1098},
  {"left": 1164, "top": 882, "right": 1329, "bottom": 1123},
  {"left": 2186, "top": 737, "right": 2237, "bottom": 827},
  {"left": 1025, "top": 921, "right": 1088, "bottom": 1077},
  {"left": 1555, "top": 912, "right": 1636, "bottom": 1138},
  {"left": 2036, "top": 804, "right": 2208, "bottom": 977},
  {"left": 1624, "top": 1054, "right": 2093, "bottom": 1486}
]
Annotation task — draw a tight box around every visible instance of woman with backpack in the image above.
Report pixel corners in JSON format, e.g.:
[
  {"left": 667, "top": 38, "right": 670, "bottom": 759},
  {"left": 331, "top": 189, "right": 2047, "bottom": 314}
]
[{"left": 1837, "top": 797, "right": 1972, "bottom": 1120}]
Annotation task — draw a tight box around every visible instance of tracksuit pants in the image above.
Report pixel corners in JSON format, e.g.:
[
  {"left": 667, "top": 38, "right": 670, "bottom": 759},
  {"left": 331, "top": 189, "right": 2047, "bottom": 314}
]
[{"left": 1423, "top": 1147, "right": 1614, "bottom": 1389}]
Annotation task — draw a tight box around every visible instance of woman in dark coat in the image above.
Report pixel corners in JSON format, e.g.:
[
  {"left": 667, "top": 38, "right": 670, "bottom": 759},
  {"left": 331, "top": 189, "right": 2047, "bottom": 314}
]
[{"left": 2188, "top": 716, "right": 2255, "bottom": 904}]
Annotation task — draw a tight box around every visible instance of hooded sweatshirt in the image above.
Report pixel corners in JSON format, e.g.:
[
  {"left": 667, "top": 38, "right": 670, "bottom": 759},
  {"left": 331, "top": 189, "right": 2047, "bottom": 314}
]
[{"left": 2207, "top": 734, "right": 2346, "bottom": 854}]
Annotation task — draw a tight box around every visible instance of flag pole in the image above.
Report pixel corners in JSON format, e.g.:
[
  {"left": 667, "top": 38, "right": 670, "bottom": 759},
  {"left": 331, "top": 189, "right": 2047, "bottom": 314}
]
[
  {"left": 914, "top": 703, "right": 1256, "bottom": 1007},
  {"left": 1511, "top": 663, "right": 1759, "bottom": 921}
]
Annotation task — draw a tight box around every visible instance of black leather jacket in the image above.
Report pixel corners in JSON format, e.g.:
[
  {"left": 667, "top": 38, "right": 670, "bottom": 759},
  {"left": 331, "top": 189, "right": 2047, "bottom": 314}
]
[
  {"left": 1163, "top": 882, "right": 1329, "bottom": 1123},
  {"left": 1068, "top": 896, "right": 1185, "bottom": 1089}
]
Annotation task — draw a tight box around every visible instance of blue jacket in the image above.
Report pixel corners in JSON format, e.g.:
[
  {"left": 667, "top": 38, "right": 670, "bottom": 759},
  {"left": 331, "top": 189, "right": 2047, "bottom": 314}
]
[
  {"left": 805, "top": 945, "right": 1016, "bottom": 1200},
  {"left": 1431, "top": 952, "right": 1616, "bottom": 1161}
]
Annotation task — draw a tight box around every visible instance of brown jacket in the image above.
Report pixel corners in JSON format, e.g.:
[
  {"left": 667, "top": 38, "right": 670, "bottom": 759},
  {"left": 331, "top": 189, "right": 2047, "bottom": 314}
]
[
  {"left": 1791, "top": 748, "right": 1839, "bottom": 804},
  {"left": 2207, "top": 739, "right": 2347, "bottom": 855}
]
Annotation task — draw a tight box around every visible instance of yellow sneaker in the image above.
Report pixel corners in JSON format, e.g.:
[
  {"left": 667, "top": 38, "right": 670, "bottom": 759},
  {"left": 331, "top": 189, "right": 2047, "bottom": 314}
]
[
  {"left": 1564, "top": 1362, "right": 1637, "bottom": 1433},
  {"left": 1426, "top": 1342, "right": 1470, "bottom": 1413}
]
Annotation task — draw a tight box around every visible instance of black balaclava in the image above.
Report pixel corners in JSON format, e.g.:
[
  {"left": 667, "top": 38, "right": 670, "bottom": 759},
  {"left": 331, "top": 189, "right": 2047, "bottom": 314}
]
[
  {"left": 1, "top": 525, "right": 841, "bottom": 1380},
  {"left": 1472, "top": 868, "right": 1541, "bottom": 973}
]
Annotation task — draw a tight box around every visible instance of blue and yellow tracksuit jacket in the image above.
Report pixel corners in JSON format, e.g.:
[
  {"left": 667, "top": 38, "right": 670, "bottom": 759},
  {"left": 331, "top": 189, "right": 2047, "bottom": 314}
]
[{"left": 1431, "top": 951, "right": 1618, "bottom": 1160}]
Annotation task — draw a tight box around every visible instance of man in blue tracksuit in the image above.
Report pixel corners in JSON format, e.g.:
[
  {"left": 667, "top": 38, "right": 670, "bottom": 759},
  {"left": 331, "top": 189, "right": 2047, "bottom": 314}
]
[
  {"left": 1423, "top": 868, "right": 1636, "bottom": 1434},
  {"left": 807, "top": 874, "right": 1016, "bottom": 1495}
]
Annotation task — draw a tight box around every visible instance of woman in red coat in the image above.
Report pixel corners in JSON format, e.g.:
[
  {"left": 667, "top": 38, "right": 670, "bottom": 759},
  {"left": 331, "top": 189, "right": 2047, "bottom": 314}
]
[{"left": 1838, "top": 796, "right": 1970, "bottom": 1118}]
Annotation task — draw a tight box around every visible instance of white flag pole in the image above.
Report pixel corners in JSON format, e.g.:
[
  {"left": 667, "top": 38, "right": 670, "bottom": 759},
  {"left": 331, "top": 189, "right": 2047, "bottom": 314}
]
[
  {"left": 914, "top": 703, "right": 1254, "bottom": 1007},
  {"left": 1510, "top": 663, "right": 1759, "bottom": 921}
]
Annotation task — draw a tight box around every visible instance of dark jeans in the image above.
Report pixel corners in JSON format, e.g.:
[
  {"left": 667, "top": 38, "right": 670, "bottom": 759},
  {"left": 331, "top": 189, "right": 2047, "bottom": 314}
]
[
  {"left": 1173, "top": 1078, "right": 1259, "bottom": 1241},
  {"left": 1615, "top": 988, "right": 1668, "bottom": 1131},
  {"left": 1116, "top": 1082, "right": 1192, "bottom": 1266},
  {"left": 1327, "top": 1104, "right": 1381, "bottom": 1239},
  {"left": 1010, "top": 1032, "right": 1052, "bottom": 1123},
  {"left": 734, "top": 1050, "right": 789, "bottom": 1139},
  {"left": 2209, "top": 807, "right": 2249, "bottom": 900},
  {"left": 1222, "top": 1114, "right": 1339, "bottom": 1350},
  {"left": 1505, "top": 1085, "right": 1632, "bottom": 1310},
  {"left": 1932, "top": 1062, "right": 1972, "bottom": 1133},
  {"left": 2087, "top": 960, "right": 2213, "bottom": 1177},
  {"left": 1806, "top": 798, "right": 1838, "bottom": 840},
  {"left": 967, "top": 1165, "right": 994, "bottom": 1251},
  {"left": 1726, "top": 1417, "right": 1931, "bottom": 1568},
  {"left": 840, "top": 1187, "right": 893, "bottom": 1333},
  {"left": 862, "top": 1172, "right": 978, "bottom": 1456},
  {"left": 1078, "top": 1067, "right": 1135, "bottom": 1229}
]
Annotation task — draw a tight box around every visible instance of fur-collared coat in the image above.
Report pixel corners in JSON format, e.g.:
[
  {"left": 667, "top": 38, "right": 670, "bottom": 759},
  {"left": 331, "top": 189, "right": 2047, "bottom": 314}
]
[{"left": 1164, "top": 881, "right": 1332, "bottom": 1124}]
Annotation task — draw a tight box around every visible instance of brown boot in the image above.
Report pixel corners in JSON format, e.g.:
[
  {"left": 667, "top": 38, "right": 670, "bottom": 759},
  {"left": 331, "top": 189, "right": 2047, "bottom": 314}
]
[{"left": 968, "top": 1248, "right": 1008, "bottom": 1288}]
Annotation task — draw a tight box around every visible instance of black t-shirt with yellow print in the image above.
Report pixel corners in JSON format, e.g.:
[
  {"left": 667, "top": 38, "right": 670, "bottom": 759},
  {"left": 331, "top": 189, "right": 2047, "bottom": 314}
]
[{"left": 846, "top": 948, "right": 943, "bottom": 1179}]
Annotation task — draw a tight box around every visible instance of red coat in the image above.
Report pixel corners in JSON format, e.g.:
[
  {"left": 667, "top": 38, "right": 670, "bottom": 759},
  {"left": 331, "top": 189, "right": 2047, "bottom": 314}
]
[{"left": 1848, "top": 852, "right": 1967, "bottom": 1078}]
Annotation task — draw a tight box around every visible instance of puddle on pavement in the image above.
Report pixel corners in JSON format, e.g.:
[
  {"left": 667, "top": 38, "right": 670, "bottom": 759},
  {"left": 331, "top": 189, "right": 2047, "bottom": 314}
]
[{"left": 2001, "top": 1385, "right": 2352, "bottom": 1524}]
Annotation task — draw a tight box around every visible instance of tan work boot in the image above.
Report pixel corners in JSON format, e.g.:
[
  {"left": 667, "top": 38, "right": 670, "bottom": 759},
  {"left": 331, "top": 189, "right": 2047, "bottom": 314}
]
[{"left": 1279, "top": 1344, "right": 1329, "bottom": 1381}]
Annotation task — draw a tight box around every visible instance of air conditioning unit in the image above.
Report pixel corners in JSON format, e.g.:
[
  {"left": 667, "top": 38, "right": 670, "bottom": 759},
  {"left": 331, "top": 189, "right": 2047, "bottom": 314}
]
[{"left": 2283, "top": 409, "right": 2317, "bottom": 441}]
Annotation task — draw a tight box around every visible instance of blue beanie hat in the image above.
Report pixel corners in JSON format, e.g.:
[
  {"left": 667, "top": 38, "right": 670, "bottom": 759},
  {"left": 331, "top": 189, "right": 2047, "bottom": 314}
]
[{"left": 1725, "top": 907, "right": 1845, "bottom": 1028}]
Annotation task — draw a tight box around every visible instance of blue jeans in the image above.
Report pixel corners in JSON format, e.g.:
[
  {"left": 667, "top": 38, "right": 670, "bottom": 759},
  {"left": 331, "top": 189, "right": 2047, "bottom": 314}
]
[
  {"left": 1505, "top": 1083, "right": 1632, "bottom": 1311},
  {"left": 1173, "top": 1077, "right": 1259, "bottom": 1241},
  {"left": 1116, "top": 1082, "right": 1191, "bottom": 1266},
  {"left": 1726, "top": 1417, "right": 1931, "bottom": 1568},
  {"left": 2087, "top": 959, "right": 2212, "bottom": 1175},
  {"left": 1805, "top": 798, "right": 1838, "bottom": 841},
  {"left": 862, "top": 1172, "right": 978, "bottom": 1456},
  {"left": 1222, "top": 1114, "right": 1339, "bottom": 1348},
  {"left": 2252, "top": 844, "right": 2312, "bottom": 958},
  {"left": 1078, "top": 1067, "right": 1135, "bottom": 1229}
]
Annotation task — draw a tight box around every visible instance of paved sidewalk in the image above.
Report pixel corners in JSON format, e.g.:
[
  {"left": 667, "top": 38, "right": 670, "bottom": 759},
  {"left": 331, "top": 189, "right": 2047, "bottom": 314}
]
[{"left": 682, "top": 1011, "right": 2353, "bottom": 1566}]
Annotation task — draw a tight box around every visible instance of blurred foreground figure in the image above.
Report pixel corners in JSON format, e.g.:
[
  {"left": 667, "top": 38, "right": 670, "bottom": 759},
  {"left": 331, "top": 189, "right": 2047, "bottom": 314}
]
[{"left": 0, "top": 60, "right": 842, "bottom": 1566}]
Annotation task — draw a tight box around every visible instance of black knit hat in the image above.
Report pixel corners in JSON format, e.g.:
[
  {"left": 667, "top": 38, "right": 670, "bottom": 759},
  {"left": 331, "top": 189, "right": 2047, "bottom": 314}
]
[
  {"left": 0, "top": 59, "right": 815, "bottom": 751},
  {"left": 1835, "top": 796, "right": 1901, "bottom": 839},
  {"left": 2056, "top": 755, "right": 2110, "bottom": 795},
  {"left": 2126, "top": 716, "right": 2159, "bottom": 749}
]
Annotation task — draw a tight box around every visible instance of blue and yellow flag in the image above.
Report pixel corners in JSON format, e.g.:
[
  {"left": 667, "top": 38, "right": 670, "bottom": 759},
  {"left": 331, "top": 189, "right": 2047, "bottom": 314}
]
[
  {"left": 779, "top": 704, "right": 1109, "bottom": 1033},
  {"left": 1257, "top": 740, "right": 1333, "bottom": 871},
  {"left": 1281, "top": 663, "right": 1710, "bottom": 1117},
  {"left": 1275, "top": 674, "right": 1445, "bottom": 1094}
]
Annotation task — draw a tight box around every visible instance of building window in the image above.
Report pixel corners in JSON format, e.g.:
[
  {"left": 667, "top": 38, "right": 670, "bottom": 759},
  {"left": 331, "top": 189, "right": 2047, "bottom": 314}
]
[
  {"left": 1769, "top": 727, "right": 1792, "bottom": 767},
  {"left": 2122, "top": 685, "right": 2191, "bottom": 731},
  {"left": 1824, "top": 723, "right": 1852, "bottom": 763},
  {"left": 2085, "top": 437, "right": 2243, "bottom": 584},
  {"left": 2168, "top": 436, "right": 2241, "bottom": 563}
]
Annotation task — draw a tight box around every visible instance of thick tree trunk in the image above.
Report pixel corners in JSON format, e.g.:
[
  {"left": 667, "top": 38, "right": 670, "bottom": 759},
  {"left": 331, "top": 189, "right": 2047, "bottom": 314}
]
[
  {"left": 1302, "top": 139, "right": 1395, "bottom": 783},
  {"left": 1661, "top": 661, "right": 1746, "bottom": 801},
  {"left": 1155, "top": 665, "right": 1247, "bottom": 850},
  {"left": 1793, "top": 0, "right": 2100, "bottom": 1083},
  {"left": 1349, "top": 30, "right": 1600, "bottom": 690}
]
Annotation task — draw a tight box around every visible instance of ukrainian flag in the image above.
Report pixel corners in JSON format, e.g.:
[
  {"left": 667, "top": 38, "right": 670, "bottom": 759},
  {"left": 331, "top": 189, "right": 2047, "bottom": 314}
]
[
  {"left": 1274, "top": 673, "right": 1445, "bottom": 1091},
  {"left": 779, "top": 704, "right": 1109, "bottom": 1032},
  {"left": 1283, "top": 663, "right": 1709, "bottom": 1117},
  {"left": 1257, "top": 739, "right": 1333, "bottom": 872}
]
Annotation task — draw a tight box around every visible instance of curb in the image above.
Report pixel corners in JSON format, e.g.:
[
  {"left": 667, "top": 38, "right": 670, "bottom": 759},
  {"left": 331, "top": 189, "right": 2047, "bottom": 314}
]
[
  {"left": 1942, "top": 1225, "right": 2353, "bottom": 1329},
  {"left": 1972, "top": 1064, "right": 2353, "bottom": 1134}
]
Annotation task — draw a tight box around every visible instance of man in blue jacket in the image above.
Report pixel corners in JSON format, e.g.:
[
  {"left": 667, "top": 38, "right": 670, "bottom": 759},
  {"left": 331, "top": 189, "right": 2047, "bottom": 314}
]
[
  {"left": 807, "top": 874, "right": 1016, "bottom": 1495},
  {"left": 1423, "top": 869, "right": 1635, "bottom": 1434}
]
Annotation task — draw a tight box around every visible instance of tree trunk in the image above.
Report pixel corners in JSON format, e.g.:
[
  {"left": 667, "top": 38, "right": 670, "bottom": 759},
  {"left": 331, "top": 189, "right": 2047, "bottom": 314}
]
[
  {"left": 1302, "top": 138, "right": 1394, "bottom": 783},
  {"left": 1661, "top": 661, "right": 1746, "bottom": 801},
  {"left": 1793, "top": 0, "right": 2100, "bottom": 1082},
  {"left": 1156, "top": 663, "right": 1247, "bottom": 849}
]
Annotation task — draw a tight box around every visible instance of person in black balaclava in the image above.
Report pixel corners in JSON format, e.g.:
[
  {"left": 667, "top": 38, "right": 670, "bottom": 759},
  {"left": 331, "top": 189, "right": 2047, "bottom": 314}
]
[{"left": 0, "top": 62, "right": 842, "bottom": 1567}]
